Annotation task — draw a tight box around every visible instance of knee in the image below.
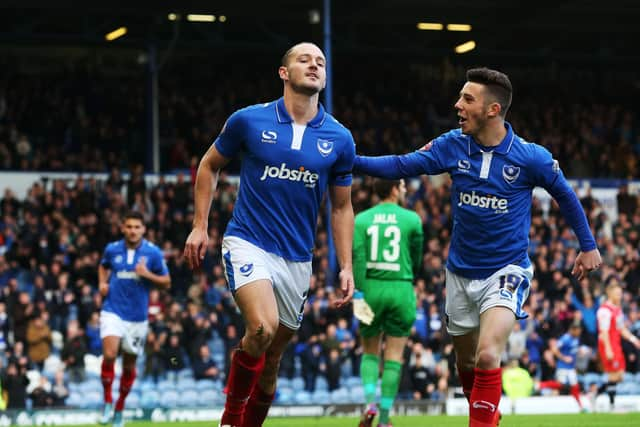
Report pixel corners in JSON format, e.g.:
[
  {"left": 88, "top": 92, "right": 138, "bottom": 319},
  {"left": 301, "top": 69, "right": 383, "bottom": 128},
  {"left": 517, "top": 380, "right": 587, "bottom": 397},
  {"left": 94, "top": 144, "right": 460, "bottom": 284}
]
[
  {"left": 456, "top": 357, "right": 476, "bottom": 373},
  {"left": 244, "top": 322, "right": 276, "bottom": 353},
  {"left": 475, "top": 347, "right": 501, "bottom": 370}
]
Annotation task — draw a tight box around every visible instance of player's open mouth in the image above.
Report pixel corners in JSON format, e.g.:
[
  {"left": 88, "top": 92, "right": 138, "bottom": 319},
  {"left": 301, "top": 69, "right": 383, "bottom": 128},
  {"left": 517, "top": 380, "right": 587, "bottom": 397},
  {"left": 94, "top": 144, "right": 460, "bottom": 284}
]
[
  {"left": 306, "top": 73, "right": 318, "bottom": 79},
  {"left": 458, "top": 117, "right": 467, "bottom": 125}
]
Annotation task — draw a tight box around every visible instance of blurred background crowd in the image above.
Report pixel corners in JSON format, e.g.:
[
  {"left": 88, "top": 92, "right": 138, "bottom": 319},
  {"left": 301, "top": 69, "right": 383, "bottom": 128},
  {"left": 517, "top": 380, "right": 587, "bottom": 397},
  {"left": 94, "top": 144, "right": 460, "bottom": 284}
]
[{"left": 0, "top": 53, "right": 639, "bottom": 410}]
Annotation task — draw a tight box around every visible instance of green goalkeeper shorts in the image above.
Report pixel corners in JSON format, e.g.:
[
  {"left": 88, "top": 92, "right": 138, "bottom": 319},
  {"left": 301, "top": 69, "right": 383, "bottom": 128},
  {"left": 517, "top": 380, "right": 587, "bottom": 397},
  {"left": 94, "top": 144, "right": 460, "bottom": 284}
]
[{"left": 358, "top": 279, "right": 416, "bottom": 338}]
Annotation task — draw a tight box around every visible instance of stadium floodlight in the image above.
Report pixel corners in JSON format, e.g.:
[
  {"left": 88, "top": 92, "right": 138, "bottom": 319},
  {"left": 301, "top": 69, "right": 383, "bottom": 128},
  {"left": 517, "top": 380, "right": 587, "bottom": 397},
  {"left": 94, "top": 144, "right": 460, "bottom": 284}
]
[
  {"left": 168, "top": 13, "right": 178, "bottom": 21},
  {"left": 219, "top": 15, "right": 227, "bottom": 23},
  {"left": 105, "top": 27, "right": 127, "bottom": 41},
  {"left": 454, "top": 40, "right": 476, "bottom": 54},
  {"left": 447, "top": 24, "right": 472, "bottom": 32},
  {"left": 417, "top": 22, "right": 444, "bottom": 31},
  {"left": 187, "top": 14, "right": 216, "bottom": 22}
]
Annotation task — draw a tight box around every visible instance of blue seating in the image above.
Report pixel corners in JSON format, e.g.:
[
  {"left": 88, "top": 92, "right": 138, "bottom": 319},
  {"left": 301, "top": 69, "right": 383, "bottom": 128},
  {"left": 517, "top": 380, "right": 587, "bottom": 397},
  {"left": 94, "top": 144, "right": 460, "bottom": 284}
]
[
  {"left": 314, "top": 376, "right": 328, "bottom": 391},
  {"left": 197, "top": 389, "right": 223, "bottom": 407},
  {"left": 177, "top": 389, "right": 200, "bottom": 407},
  {"left": 159, "top": 390, "right": 181, "bottom": 408},
  {"left": 177, "top": 377, "right": 197, "bottom": 391},
  {"left": 157, "top": 379, "right": 177, "bottom": 392},
  {"left": 311, "top": 389, "right": 330, "bottom": 404},
  {"left": 291, "top": 377, "right": 305, "bottom": 391},
  {"left": 293, "top": 390, "right": 312, "bottom": 405},
  {"left": 140, "top": 390, "right": 160, "bottom": 409},
  {"left": 276, "top": 387, "right": 294, "bottom": 405},
  {"left": 345, "top": 376, "right": 362, "bottom": 388},
  {"left": 330, "top": 388, "right": 348, "bottom": 404},
  {"left": 349, "top": 385, "right": 365, "bottom": 403},
  {"left": 277, "top": 377, "right": 291, "bottom": 389},
  {"left": 196, "top": 379, "right": 218, "bottom": 391}
]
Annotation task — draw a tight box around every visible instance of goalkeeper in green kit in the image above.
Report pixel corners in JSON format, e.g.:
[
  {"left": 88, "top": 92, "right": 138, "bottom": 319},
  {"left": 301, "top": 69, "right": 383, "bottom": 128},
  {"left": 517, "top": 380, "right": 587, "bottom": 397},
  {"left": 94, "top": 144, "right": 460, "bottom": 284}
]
[{"left": 353, "top": 178, "right": 424, "bottom": 427}]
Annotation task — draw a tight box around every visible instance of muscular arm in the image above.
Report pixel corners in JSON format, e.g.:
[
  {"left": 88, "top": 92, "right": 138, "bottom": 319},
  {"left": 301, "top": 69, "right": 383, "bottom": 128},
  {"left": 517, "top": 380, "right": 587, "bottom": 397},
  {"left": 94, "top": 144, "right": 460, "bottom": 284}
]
[
  {"left": 354, "top": 152, "right": 431, "bottom": 179},
  {"left": 98, "top": 264, "right": 111, "bottom": 297},
  {"left": 185, "top": 144, "right": 230, "bottom": 268},
  {"left": 352, "top": 219, "right": 366, "bottom": 290},
  {"left": 330, "top": 184, "right": 355, "bottom": 306},
  {"left": 192, "top": 144, "right": 230, "bottom": 230}
]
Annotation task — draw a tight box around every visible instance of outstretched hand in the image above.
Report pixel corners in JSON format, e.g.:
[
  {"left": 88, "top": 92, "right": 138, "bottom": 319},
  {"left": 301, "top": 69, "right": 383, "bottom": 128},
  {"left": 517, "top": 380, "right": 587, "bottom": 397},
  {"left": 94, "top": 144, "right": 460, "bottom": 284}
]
[
  {"left": 184, "top": 227, "right": 209, "bottom": 270},
  {"left": 571, "top": 248, "right": 602, "bottom": 281},
  {"left": 334, "top": 269, "right": 355, "bottom": 308}
]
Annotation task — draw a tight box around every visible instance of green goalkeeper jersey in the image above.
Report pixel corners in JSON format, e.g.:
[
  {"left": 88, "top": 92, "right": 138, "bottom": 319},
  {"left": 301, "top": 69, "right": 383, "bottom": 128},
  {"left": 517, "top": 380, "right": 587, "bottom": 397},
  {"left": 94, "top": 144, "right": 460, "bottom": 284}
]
[{"left": 353, "top": 202, "right": 424, "bottom": 285}]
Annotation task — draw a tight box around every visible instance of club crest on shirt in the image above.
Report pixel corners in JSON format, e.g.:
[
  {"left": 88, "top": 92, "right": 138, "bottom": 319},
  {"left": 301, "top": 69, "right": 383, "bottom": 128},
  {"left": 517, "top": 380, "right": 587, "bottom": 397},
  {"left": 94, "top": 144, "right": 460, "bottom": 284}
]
[
  {"left": 239, "top": 263, "right": 254, "bottom": 277},
  {"left": 502, "top": 165, "right": 520, "bottom": 184},
  {"left": 317, "top": 139, "right": 334, "bottom": 157}
]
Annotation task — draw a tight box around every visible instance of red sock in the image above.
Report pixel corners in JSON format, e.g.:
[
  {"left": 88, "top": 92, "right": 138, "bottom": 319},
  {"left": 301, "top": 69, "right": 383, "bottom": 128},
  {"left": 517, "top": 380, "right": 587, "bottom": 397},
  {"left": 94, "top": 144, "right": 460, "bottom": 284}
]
[
  {"left": 222, "top": 350, "right": 266, "bottom": 426},
  {"left": 570, "top": 384, "right": 582, "bottom": 408},
  {"left": 469, "top": 368, "right": 502, "bottom": 427},
  {"left": 538, "top": 380, "right": 562, "bottom": 390},
  {"left": 458, "top": 368, "right": 475, "bottom": 402},
  {"left": 101, "top": 359, "right": 115, "bottom": 404},
  {"left": 115, "top": 368, "right": 136, "bottom": 411},
  {"left": 242, "top": 384, "right": 275, "bottom": 427}
]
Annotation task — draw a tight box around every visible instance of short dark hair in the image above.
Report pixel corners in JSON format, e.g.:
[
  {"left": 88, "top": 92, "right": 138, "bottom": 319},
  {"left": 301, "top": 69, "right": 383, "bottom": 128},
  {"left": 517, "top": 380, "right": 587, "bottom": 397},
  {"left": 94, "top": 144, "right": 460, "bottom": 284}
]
[
  {"left": 123, "top": 211, "right": 144, "bottom": 223},
  {"left": 281, "top": 46, "right": 295, "bottom": 66},
  {"left": 373, "top": 179, "right": 401, "bottom": 200},
  {"left": 466, "top": 67, "right": 513, "bottom": 117}
]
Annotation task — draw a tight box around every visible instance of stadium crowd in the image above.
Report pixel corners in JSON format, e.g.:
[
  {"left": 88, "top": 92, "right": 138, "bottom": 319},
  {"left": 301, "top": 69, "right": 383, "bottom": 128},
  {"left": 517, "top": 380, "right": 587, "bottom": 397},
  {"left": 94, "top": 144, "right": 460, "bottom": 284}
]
[{"left": 0, "top": 57, "right": 639, "bottom": 410}]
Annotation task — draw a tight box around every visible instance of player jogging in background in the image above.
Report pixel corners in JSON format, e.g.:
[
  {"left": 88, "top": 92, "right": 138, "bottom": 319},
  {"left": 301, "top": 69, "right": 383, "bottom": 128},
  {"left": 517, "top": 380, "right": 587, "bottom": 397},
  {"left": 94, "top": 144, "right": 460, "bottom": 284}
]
[
  {"left": 184, "top": 42, "right": 356, "bottom": 427},
  {"left": 596, "top": 280, "right": 640, "bottom": 411},
  {"left": 353, "top": 178, "right": 423, "bottom": 427},
  {"left": 353, "top": 67, "right": 602, "bottom": 427},
  {"left": 98, "top": 211, "right": 171, "bottom": 427},
  {"left": 538, "top": 321, "right": 585, "bottom": 411}
]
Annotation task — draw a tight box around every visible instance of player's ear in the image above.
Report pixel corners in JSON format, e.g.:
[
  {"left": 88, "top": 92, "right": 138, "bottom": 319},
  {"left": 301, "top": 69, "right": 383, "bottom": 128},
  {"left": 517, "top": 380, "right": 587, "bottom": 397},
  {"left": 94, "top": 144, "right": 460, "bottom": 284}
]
[
  {"left": 487, "top": 102, "right": 501, "bottom": 118},
  {"left": 278, "top": 66, "right": 289, "bottom": 81}
]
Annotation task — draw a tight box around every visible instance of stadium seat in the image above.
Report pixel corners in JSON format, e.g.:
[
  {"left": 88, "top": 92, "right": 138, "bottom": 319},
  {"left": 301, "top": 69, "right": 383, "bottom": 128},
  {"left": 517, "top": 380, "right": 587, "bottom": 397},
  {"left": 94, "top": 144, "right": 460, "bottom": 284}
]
[
  {"left": 345, "top": 376, "right": 362, "bottom": 388},
  {"left": 159, "top": 390, "right": 181, "bottom": 408},
  {"left": 291, "top": 377, "right": 305, "bottom": 391},
  {"left": 293, "top": 390, "right": 312, "bottom": 405},
  {"left": 197, "top": 389, "right": 223, "bottom": 407},
  {"left": 582, "top": 372, "right": 602, "bottom": 387},
  {"left": 277, "top": 377, "right": 291, "bottom": 389},
  {"left": 157, "top": 379, "right": 178, "bottom": 392},
  {"left": 177, "top": 377, "right": 197, "bottom": 390},
  {"left": 79, "top": 379, "right": 103, "bottom": 394},
  {"left": 177, "top": 389, "right": 200, "bottom": 407},
  {"left": 177, "top": 368, "right": 194, "bottom": 380},
  {"left": 276, "top": 387, "right": 294, "bottom": 405},
  {"left": 314, "top": 376, "right": 328, "bottom": 391},
  {"left": 330, "top": 388, "right": 349, "bottom": 404},
  {"left": 349, "top": 385, "right": 365, "bottom": 403},
  {"left": 311, "top": 389, "right": 331, "bottom": 404},
  {"left": 195, "top": 379, "right": 218, "bottom": 391},
  {"left": 140, "top": 390, "right": 160, "bottom": 409}
]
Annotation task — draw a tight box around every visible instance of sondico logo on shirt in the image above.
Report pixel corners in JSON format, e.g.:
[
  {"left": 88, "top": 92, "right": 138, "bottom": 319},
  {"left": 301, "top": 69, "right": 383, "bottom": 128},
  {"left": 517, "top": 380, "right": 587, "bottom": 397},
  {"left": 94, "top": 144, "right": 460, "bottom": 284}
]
[
  {"left": 458, "top": 191, "right": 508, "bottom": 213},
  {"left": 260, "top": 163, "right": 319, "bottom": 188}
]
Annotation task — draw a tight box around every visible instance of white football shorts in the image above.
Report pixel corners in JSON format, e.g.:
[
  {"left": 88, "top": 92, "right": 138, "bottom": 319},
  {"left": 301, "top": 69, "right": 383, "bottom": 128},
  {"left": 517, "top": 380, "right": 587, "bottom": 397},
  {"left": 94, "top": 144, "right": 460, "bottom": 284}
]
[
  {"left": 100, "top": 310, "right": 148, "bottom": 355},
  {"left": 221, "top": 236, "right": 312, "bottom": 330},
  {"left": 445, "top": 264, "right": 533, "bottom": 336}
]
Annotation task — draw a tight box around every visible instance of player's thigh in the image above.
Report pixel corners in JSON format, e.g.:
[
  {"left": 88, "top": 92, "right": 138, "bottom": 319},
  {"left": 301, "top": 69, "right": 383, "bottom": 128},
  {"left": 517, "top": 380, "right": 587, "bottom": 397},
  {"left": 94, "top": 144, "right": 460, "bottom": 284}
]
[
  {"left": 121, "top": 320, "right": 148, "bottom": 357},
  {"left": 445, "top": 269, "right": 478, "bottom": 336},
  {"left": 100, "top": 311, "right": 125, "bottom": 359},
  {"left": 270, "top": 257, "right": 312, "bottom": 330},
  {"left": 477, "top": 306, "right": 517, "bottom": 362},
  {"left": 380, "top": 281, "right": 416, "bottom": 338},
  {"left": 222, "top": 236, "right": 279, "bottom": 329},
  {"left": 361, "top": 334, "right": 382, "bottom": 355}
]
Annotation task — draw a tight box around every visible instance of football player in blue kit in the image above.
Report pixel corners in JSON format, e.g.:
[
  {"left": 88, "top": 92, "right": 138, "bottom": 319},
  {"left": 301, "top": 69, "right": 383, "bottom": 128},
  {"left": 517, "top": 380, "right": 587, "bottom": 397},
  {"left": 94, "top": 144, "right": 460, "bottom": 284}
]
[
  {"left": 184, "top": 42, "right": 356, "bottom": 427},
  {"left": 98, "top": 211, "right": 171, "bottom": 427},
  {"left": 353, "top": 68, "right": 602, "bottom": 427}
]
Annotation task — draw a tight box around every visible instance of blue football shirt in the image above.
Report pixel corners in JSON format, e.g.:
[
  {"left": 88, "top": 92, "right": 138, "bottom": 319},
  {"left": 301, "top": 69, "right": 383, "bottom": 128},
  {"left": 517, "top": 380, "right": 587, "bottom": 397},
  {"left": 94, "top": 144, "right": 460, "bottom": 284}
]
[
  {"left": 557, "top": 333, "right": 580, "bottom": 369},
  {"left": 214, "top": 97, "right": 356, "bottom": 261},
  {"left": 101, "top": 239, "right": 169, "bottom": 322},
  {"left": 354, "top": 122, "right": 596, "bottom": 279}
]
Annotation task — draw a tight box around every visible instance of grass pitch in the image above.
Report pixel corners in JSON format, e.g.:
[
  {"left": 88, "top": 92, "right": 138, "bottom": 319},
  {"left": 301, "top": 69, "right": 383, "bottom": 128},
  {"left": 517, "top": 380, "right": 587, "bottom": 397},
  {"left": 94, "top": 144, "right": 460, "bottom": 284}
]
[{"left": 59, "top": 413, "right": 640, "bottom": 427}]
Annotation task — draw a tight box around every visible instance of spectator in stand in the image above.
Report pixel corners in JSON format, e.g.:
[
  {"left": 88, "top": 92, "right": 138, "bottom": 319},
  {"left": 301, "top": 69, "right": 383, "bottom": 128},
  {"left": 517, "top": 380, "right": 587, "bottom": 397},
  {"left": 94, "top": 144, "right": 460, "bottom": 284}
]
[
  {"left": 192, "top": 344, "right": 219, "bottom": 381},
  {"left": 26, "top": 310, "right": 51, "bottom": 370},
  {"left": 61, "top": 320, "right": 88, "bottom": 383},
  {"left": 1, "top": 360, "right": 29, "bottom": 409}
]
